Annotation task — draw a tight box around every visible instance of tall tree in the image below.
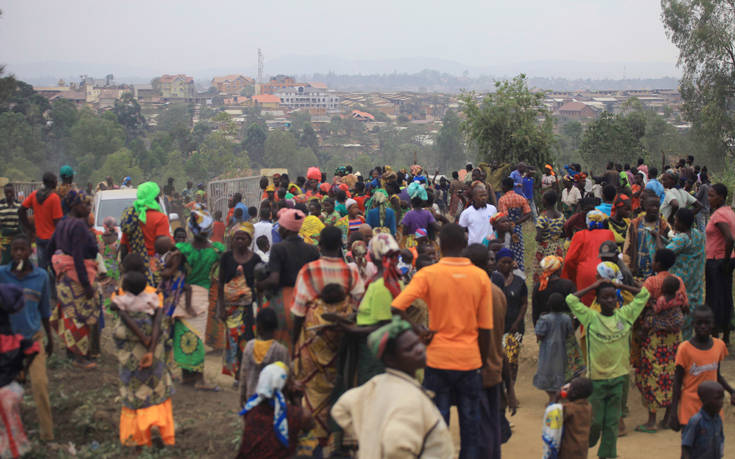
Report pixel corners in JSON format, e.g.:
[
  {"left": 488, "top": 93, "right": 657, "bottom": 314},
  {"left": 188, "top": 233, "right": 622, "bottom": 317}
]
[
  {"left": 112, "top": 93, "right": 146, "bottom": 137},
  {"left": 242, "top": 123, "right": 267, "bottom": 167},
  {"left": 579, "top": 111, "right": 646, "bottom": 169},
  {"left": 661, "top": 0, "right": 735, "bottom": 167},
  {"left": 461, "top": 74, "right": 554, "bottom": 167}
]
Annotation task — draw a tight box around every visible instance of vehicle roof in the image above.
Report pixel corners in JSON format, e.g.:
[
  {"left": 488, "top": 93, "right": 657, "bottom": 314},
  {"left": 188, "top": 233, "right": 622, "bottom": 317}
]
[{"left": 95, "top": 189, "right": 139, "bottom": 199}]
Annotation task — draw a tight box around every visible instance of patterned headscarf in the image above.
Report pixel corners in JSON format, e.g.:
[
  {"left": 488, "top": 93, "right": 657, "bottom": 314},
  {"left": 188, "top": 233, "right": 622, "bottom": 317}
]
[
  {"left": 367, "top": 316, "right": 412, "bottom": 359},
  {"left": 229, "top": 221, "right": 255, "bottom": 240},
  {"left": 369, "top": 233, "right": 402, "bottom": 298},
  {"left": 407, "top": 181, "right": 427, "bottom": 201},
  {"left": 133, "top": 182, "right": 162, "bottom": 224},
  {"left": 585, "top": 209, "right": 608, "bottom": 230},
  {"left": 538, "top": 256, "right": 563, "bottom": 291},
  {"left": 188, "top": 210, "right": 213, "bottom": 236},
  {"left": 596, "top": 261, "right": 623, "bottom": 282},
  {"left": 490, "top": 211, "right": 508, "bottom": 225},
  {"left": 239, "top": 362, "right": 290, "bottom": 447}
]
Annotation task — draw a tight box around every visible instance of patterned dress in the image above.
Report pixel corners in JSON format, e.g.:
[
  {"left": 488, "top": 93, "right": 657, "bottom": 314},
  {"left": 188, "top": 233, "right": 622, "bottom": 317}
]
[
  {"left": 634, "top": 271, "right": 687, "bottom": 412},
  {"left": 666, "top": 228, "right": 705, "bottom": 339},
  {"left": 96, "top": 234, "right": 120, "bottom": 307},
  {"left": 498, "top": 191, "right": 531, "bottom": 273},
  {"left": 533, "top": 214, "right": 566, "bottom": 283}
]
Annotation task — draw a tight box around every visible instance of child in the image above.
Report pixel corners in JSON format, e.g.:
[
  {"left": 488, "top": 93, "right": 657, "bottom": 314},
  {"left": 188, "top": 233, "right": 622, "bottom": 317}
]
[
  {"left": 331, "top": 317, "right": 454, "bottom": 458},
  {"left": 566, "top": 279, "right": 649, "bottom": 459},
  {"left": 173, "top": 227, "right": 187, "bottom": 244},
  {"left": 110, "top": 270, "right": 174, "bottom": 448},
  {"left": 680, "top": 381, "right": 725, "bottom": 459},
  {"left": 254, "top": 235, "right": 270, "bottom": 264},
  {"left": 559, "top": 377, "right": 593, "bottom": 459},
  {"left": 97, "top": 216, "right": 120, "bottom": 306},
  {"left": 654, "top": 275, "right": 685, "bottom": 313},
  {"left": 211, "top": 210, "right": 225, "bottom": 244},
  {"left": 248, "top": 206, "right": 258, "bottom": 222},
  {"left": 239, "top": 308, "right": 289, "bottom": 407},
  {"left": 0, "top": 283, "right": 40, "bottom": 458},
  {"left": 533, "top": 292, "right": 573, "bottom": 402},
  {"left": 667, "top": 306, "right": 735, "bottom": 430},
  {"left": 232, "top": 207, "right": 245, "bottom": 225}
]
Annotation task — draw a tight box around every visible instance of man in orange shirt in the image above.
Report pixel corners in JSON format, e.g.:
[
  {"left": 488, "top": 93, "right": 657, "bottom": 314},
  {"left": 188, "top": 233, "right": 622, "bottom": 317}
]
[
  {"left": 392, "top": 223, "right": 493, "bottom": 458},
  {"left": 19, "top": 172, "right": 64, "bottom": 271}
]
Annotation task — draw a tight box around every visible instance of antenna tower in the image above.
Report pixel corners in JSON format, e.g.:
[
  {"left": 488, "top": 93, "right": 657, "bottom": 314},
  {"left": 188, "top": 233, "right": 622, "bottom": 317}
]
[{"left": 258, "top": 49, "right": 264, "bottom": 84}]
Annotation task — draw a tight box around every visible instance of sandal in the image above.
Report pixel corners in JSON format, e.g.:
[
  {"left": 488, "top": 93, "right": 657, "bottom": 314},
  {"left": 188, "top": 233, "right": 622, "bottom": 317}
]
[
  {"left": 73, "top": 360, "right": 97, "bottom": 370},
  {"left": 195, "top": 384, "right": 221, "bottom": 392},
  {"left": 634, "top": 424, "right": 657, "bottom": 434}
]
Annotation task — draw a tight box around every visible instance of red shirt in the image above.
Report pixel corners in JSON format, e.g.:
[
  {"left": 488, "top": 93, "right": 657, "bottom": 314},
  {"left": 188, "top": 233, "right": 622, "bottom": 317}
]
[
  {"left": 354, "top": 195, "right": 368, "bottom": 213},
  {"left": 22, "top": 190, "right": 63, "bottom": 239},
  {"left": 211, "top": 221, "right": 225, "bottom": 244},
  {"left": 121, "top": 210, "right": 171, "bottom": 256}
]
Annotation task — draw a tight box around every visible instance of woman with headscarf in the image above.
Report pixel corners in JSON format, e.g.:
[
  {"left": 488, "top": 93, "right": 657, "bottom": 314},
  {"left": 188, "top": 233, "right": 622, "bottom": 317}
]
[
  {"left": 49, "top": 190, "right": 100, "bottom": 368},
  {"left": 533, "top": 190, "right": 566, "bottom": 283},
  {"left": 347, "top": 240, "right": 377, "bottom": 290},
  {"left": 171, "top": 210, "right": 224, "bottom": 390},
  {"left": 237, "top": 362, "right": 311, "bottom": 459},
  {"left": 491, "top": 248, "right": 528, "bottom": 381},
  {"left": 218, "top": 222, "right": 262, "bottom": 380},
  {"left": 623, "top": 192, "right": 670, "bottom": 280},
  {"left": 365, "top": 189, "right": 397, "bottom": 236},
  {"left": 562, "top": 209, "right": 616, "bottom": 306},
  {"left": 120, "top": 182, "right": 171, "bottom": 285},
  {"left": 298, "top": 199, "right": 325, "bottom": 245},
  {"left": 608, "top": 193, "right": 632, "bottom": 249}
]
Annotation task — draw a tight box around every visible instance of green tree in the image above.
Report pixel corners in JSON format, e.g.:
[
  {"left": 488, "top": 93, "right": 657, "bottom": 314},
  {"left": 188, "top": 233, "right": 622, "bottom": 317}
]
[
  {"left": 661, "top": 0, "right": 735, "bottom": 167},
  {"left": 461, "top": 74, "right": 554, "bottom": 167},
  {"left": 300, "top": 123, "right": 320, "bottom": 155},
  {"left": 112, "top": 93, "right": 146, "bottom": 137},
  {"left": 435, "top": 109, "right": 465, "bottom": 172},
  {"left": 579, "top": 111, "right": 645, "bottom": 169},
  {"left": 92, "top": 148, "right": 144, "bottom": 185},
  {"left": 265, "top": 130, "right": 298, "bottom": 175},
  {"left": 242, "top": 123, "right": 267, "bottom": 167},
  {"left": 69, "top": 109, "right": 126, "bottom": 181},
  {"left": 157, "top": 104, "right": 191, "bottom": 149}
]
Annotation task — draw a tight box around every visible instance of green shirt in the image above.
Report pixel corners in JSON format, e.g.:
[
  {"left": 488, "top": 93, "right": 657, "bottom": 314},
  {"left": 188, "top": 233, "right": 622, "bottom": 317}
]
[
  {"left": 566, "top": 288, "right": 649, "bottom": 380},
  {"left": 176, "top": 241, "right": 225, "bottom": 289},
  {"left": 356, "top": 278, "right": 404, "bottom": 326}
]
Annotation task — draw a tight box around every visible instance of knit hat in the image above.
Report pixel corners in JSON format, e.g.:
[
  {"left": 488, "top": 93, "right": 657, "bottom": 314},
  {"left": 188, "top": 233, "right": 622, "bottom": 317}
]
[
  {"left": 367, "top": 316, "right": 412, "bottom": 359},
  {"left": 59, "top": 165, "right": 74, "bottom": 178}
]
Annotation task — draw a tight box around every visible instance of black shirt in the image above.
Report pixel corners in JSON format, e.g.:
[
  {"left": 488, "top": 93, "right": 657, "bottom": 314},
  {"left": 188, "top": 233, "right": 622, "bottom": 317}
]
[
  {"left": 491, "top": 271, "right": 528, "bottom": 334},
  {"left": 220, "top": 251, "right": 262, "bottom": 289},
  {"left": 267, "top": 235, "right": 320, "bottom": 288},
  {"left": 531, "top": 277, "right": 576, "bottom": 326}
]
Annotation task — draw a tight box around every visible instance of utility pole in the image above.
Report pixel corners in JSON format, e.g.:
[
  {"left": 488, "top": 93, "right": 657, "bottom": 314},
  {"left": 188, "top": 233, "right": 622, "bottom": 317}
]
[{"left": 257, "top": 49, "right": 264, "bottom": 84}]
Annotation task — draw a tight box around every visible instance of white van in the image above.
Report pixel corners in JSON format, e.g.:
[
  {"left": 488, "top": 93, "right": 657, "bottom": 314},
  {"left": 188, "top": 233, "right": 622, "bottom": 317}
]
[{"left": 92, "top": 189, "right": 173, "bottom": 235}]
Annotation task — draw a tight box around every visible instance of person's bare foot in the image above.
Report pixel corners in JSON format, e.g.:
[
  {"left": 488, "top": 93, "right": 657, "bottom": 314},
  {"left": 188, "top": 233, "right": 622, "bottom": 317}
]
[{"left": 618, "top": 418, "right": 627, "bottom": 436}]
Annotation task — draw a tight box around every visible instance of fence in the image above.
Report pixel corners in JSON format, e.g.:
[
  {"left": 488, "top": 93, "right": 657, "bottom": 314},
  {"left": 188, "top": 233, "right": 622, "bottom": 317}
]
[
  {"left": 8, "top": 181, "right": 42, "bottom": 200},
  {"left": 207, "top": 176, "right": 262, "bottom": 219}
]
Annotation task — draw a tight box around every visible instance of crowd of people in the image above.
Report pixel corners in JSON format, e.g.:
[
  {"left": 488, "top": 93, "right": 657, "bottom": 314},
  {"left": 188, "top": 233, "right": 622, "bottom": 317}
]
[{"left": 0, "top": 157, "right": 733, "bottom": 458}]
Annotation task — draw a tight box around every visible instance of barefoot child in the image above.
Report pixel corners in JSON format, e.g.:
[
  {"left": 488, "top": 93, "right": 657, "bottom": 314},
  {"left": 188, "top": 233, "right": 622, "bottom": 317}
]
[
  {"left": 239, "top": 308, "right": 289, "bottom": 407},
  {"left": 667, "top": 306, "right": 735, "bottom": 430},
  {"left": 566, "top": 279, "right": 649, "bottom": 459},
  {"left": 533, "top": 292, "right": 573, "bottom": 403},
  {"left": 558, "top": 377, "right": 593, "bottom": 459},
  {"left": 111, "top": 270, "right": 174, "bottom": 448},
  {"left": 681, "top": 381, "right": 726, "bottom": 459}
]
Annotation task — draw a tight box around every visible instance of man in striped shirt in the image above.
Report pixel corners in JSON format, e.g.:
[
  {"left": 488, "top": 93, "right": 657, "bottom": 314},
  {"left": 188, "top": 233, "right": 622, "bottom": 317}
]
[{"left": 0, "top": 184, "right": 22, "bottom": 264}]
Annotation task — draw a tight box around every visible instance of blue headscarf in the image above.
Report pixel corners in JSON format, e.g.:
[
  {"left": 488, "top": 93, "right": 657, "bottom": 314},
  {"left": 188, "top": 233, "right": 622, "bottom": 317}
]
[{"left": 240, "top": 362, "right": 290, "bottom": 447}]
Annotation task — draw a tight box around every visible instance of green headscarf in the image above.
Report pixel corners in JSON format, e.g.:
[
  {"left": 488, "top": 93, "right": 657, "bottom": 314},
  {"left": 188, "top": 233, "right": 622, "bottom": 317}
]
[
  {"left": 367, "top": 316, "right": 412, "bottom": 359},
  {"left": 133, "top": 182, "right": 162, "bottom": 224},
  {"left": 372, "top": 188, "right": 389, "bottom": 226}
]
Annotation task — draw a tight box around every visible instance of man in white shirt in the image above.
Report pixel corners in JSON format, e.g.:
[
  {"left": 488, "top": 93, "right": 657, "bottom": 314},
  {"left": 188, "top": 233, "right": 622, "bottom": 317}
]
[
  {"left": 660, "top": 171, "right": 702, "bottom": 223},
  {"left": 252, "top": 205, "right": 274, "bottom": 253},
  {"left": 459, "top": 183, "right": 497, "bottom": 245}
]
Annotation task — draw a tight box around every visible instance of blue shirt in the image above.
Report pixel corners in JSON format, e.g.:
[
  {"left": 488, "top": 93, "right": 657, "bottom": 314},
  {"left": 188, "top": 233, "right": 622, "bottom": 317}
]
[
  {"left": 681, "top": 409, "right": 723, "bottom": 459},
  {"left": 366, "top": 207, "right": 397, "bottom": 235},
  {"left": 522, "top": 177, "right": 534, "bottom": 200},
  {"left": 271, "top": 222, "right": 282, "bottom": 245},
  {"left": 0, "top": 264, "right": 51, "bottom": 339},
  {"left": 595, "top": 202, "right": 612, "bottom": 217},
  {"left": 510, "top": 170, "right": 523, "bottom": 193},
  {"left": 645, "top": 179, "right": 665, "bottom": 205}
]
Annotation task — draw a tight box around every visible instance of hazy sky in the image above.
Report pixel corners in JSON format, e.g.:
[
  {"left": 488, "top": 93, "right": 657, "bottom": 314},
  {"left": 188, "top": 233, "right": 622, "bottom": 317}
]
[{"left": 0, "top": 0, "right": 680, "bottom": 78}]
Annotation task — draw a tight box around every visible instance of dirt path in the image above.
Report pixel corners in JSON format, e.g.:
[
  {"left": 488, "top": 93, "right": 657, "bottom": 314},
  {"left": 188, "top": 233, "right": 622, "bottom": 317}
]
[{"left": 448, "top": 336, "right": 735, "bottom": 458}]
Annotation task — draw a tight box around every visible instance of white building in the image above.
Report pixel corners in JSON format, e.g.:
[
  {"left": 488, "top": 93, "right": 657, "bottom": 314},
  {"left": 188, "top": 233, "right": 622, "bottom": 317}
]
[{"left": 275, "top": 85, "right": 340, "bottom": 112}]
